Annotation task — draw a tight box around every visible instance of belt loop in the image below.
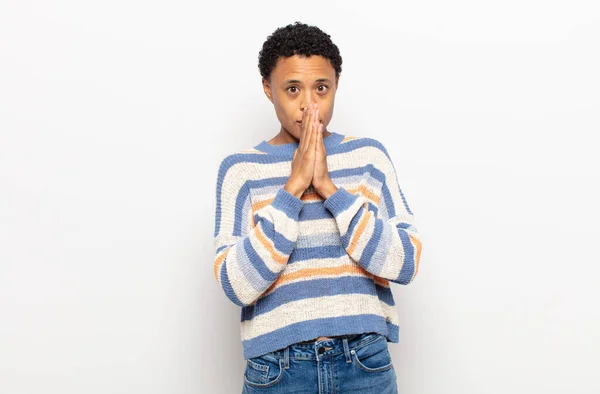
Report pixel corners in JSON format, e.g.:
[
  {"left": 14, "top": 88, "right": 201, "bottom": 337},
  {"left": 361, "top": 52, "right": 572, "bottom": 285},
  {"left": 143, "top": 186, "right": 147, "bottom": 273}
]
[
  {"left": 342, "top": 338, "right": 352, "bottom": 363},
  {"left": 283, "top": 346, "right": 290, "bottom": 369}
]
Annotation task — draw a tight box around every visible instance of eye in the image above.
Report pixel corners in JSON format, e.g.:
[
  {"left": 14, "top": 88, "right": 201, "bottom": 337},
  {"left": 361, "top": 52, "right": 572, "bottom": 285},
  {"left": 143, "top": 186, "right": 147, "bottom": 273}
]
[
  {"left": 287, "top": 86, "right": 299, "bottom": 94},
  {"left": 317, "top": 84, "right": 329, "bottom": 93}
]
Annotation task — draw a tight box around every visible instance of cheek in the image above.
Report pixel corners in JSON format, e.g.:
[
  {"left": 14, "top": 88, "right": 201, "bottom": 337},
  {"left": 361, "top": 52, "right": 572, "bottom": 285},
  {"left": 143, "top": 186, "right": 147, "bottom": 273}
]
[
  {"left": 323, "top": 107, "right": 334, "bottom": 123},
  {"left": 274, "top": 103, "right": 293, "bottom": 122}
]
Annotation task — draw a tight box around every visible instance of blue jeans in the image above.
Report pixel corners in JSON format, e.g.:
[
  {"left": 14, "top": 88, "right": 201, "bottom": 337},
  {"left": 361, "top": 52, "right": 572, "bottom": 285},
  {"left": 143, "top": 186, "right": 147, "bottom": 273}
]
[{"left": 242, "top": 332, "right": 398, "bottom": 393}]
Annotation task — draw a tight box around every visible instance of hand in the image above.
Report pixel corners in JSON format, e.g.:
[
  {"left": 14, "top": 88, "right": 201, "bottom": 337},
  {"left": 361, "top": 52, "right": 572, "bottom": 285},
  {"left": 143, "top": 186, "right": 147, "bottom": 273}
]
[
  {"left": 312, "top": 104, "right": 338, "bottom": 199},
  {"left": 285, "top": 103, "right": 319, "bottom": 197}
]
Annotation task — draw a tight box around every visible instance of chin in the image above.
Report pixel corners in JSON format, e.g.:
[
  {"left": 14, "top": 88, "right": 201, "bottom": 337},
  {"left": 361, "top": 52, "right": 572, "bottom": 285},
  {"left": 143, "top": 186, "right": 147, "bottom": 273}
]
[{"left": 288, "top": 129, "right": 300, "bottom": 139}]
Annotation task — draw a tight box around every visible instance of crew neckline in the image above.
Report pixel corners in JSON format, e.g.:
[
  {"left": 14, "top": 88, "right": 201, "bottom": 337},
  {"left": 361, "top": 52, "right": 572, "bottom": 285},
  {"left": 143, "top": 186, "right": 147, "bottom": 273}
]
[{"left": 254, "top": 131, "right": 345, "bottom": 157}]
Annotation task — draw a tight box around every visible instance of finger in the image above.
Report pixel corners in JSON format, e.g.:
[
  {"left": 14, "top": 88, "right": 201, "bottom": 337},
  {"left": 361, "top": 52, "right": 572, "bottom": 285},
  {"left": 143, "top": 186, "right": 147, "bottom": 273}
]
[
  {"left": 316, "top": 121, "right": 323, "bottom": 154},
  {"left": 310, "top": 107, "right": 319, "bottom": 152},
  {"left": 303, "top": 105, "right": 315, "bottom": 153},
  {"left": 299, "top": 106, "right": 307, "bottom": 151},
  {"left": 300, "top": 104, "right": 313, "bottom": 152},
  {"left": 319, "top": 123, "right": 325, "bottom": 152}
]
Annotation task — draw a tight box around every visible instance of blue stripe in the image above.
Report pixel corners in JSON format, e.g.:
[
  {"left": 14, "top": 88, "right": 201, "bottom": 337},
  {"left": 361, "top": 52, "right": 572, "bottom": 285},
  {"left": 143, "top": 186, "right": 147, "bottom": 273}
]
[
  {"left": 367, "top": 201, "right": 379, "bottom": 217},
  {"left": 288, "top": 245, "right": 348, "bottom": 264},
  {"left": 258, "top": 217, "right": 295, "bottom": 254},
  {"left": 247, "top": 176, "right": 292, "bottom": 189},
  {"left": 242, "top": 235, "right": 280, "bottom": 283},
  {"left": 299, "top": 201, "right": 332, "bottom": 220},
  {"left": 254, "top": 199, "right": 380, "bottom": 225},
  {"left": 396, "top": 229, "right": 415, "bottom": 284},
  {"left": 379, "top": 178, "right": 396, "bottom": 219},
  {"left": 216, "top": 244, "right": 231, "bottom": 254},
  {"left": 387, "top": 320, "right": 400, "bottom": 342},
  {"left": 329, "top": 137, "right": 387, "bottom": 157},
  {"left": 236, "top": 243, "right": 272, "bottom": 293},
  {"left": 220, "top": 263, "right": 244, "bottom": 307},
  {"left": 358, "top": 215, "right": 384, "bottom": 271},
  {"left": 241, "top": 276, "right": 379, "bottom": 321},
  {"left": 375, "top": 284, "right": 395, "bottom": 306},
  {"left": 343, "top": 205, "right": 367, "bottom": 244},
  {"left": 232, "top": 182, "right": 250, "bottom": 236},
  {"left": 270, "top": 188, "right": 304, "bottom": 220}
]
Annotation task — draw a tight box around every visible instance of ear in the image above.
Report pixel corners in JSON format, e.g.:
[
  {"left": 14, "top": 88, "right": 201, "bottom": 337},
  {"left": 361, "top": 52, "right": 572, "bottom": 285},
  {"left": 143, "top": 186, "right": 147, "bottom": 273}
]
[
  {"left": 262, "top": 78, "right": 274, "bottom": 103},
  {"left": 335, "top": 75, "right": 340, "bottom": 91}
]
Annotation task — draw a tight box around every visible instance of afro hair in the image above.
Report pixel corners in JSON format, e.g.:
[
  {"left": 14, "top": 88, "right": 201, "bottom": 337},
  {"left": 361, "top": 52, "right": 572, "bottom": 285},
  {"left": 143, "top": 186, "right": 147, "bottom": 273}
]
[{"left": 258, "top": 22, "right": 342, "bottom": 81}]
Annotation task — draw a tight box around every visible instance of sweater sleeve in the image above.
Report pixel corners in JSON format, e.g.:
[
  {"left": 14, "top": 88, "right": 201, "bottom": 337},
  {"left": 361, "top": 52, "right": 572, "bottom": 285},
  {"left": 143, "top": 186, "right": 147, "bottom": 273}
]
[
  {"left": 213, "top": 155, "right": 304, "bottom": 307},
  {"left": 323, "top": 144, "right": 422, "bottom": 285}
]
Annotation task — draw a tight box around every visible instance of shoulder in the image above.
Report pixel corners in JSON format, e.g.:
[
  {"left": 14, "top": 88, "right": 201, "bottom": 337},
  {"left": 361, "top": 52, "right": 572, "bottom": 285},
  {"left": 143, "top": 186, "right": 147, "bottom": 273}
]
[
  {"left": 215, "top": 147, "right": 268, "bottom": 182},
  {"left": 338, "top": 134, "right": 394, "bottom": 167}
]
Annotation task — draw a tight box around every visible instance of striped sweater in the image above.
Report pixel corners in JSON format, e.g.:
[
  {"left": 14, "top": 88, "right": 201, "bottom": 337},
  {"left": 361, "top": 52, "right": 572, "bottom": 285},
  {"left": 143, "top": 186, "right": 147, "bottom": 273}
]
[{"left": 213, "top": 131, "right": 422, "bottom": 359}]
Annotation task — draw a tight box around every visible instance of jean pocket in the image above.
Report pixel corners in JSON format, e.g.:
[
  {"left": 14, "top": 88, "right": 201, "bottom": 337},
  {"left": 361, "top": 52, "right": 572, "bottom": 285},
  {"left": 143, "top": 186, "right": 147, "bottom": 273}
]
[
  {"left": 244, "top": 353, "right": 285, "bottom": 388},
  {"left": 350, "top": 334, "right": 394, "bottom": 372}
]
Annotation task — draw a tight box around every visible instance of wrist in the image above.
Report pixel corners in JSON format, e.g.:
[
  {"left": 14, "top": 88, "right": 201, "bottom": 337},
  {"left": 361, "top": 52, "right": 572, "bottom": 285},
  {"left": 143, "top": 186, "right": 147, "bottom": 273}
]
[
  {"left": 318, "top": 179, "right": 338, "bottom": 199},
  {"left": 284, "top": 181, "right": 305, "bottom": 199}
]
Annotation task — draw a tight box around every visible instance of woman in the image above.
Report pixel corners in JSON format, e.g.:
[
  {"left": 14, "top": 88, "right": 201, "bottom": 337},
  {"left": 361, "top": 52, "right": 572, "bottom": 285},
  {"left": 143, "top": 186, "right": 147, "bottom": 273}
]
[{"left": 213, "top": 21, "right": 422, "bottom": 393}]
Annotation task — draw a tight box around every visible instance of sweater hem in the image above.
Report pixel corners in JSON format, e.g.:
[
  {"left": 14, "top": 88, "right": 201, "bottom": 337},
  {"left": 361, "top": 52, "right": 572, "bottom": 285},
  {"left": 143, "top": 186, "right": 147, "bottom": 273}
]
[{"left": 241, "top": 314, "right": 399, "bottom": 359}]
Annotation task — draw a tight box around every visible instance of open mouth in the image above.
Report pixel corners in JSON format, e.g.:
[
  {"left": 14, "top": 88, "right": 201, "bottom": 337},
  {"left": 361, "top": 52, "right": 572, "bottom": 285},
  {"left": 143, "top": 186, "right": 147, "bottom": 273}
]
[{"left": 296, "top": 120, "right": 320, "bottom": 126}]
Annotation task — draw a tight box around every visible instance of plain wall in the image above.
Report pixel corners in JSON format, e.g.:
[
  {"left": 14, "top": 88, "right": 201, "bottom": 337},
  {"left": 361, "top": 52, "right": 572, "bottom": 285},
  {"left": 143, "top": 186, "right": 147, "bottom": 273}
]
[{"left": 1, "top": 0, "right": 599, "bottom": 393}]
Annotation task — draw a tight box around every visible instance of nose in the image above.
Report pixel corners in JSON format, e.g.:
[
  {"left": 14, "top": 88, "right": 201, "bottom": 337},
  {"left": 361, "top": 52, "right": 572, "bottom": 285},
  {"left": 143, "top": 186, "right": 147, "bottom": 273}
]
[{"left": 300, "top": 97, "right": 314, "bottom": 112}]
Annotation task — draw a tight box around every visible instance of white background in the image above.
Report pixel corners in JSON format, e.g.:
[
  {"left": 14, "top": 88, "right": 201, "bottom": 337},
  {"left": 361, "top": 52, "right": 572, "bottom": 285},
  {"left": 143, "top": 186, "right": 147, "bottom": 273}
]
[{"left": 1, "top": 1, "right": 599, "bottom": 393}]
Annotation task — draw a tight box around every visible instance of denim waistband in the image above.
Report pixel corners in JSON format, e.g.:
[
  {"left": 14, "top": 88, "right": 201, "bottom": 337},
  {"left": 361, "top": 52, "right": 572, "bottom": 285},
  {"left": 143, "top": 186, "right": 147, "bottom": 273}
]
[{"left": 260, "top": 332, "right": 385, "bottom": 366}]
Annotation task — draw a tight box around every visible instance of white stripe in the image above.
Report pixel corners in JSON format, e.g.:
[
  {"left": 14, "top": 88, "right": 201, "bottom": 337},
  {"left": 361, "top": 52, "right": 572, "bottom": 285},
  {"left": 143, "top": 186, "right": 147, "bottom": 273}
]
[
  {"left": 241, "top": 293, "right": 385, "bottom": 341},
  {"left": 223, "top": 246, "right": 257, "bottom": 305},
  {"left": 379, "top": 299, "right": 400, "bottom": 325},
  {"left": 298, "top": 217, "right": 338, "bottom": 236},
  {"left": 295, "top": 232, "right": 342, "bottom": 248}
]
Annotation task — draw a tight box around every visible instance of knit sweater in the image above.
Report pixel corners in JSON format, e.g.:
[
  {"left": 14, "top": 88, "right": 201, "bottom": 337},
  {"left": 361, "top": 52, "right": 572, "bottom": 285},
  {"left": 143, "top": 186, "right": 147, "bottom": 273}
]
[{"left": 213, "top": 131, "right": 422, "bottom": 360}]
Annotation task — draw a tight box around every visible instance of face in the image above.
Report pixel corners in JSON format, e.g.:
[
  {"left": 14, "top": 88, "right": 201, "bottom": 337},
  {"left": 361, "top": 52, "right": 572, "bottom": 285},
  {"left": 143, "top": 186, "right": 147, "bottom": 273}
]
[{"left": 262, "top": 54, "right": 339, "bottom": 140}]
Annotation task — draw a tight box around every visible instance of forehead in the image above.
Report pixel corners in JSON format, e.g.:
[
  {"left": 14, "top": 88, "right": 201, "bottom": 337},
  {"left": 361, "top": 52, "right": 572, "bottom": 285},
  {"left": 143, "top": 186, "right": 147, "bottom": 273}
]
[{"left": 271, "top": 55, "right": 335, "bottom": 82}]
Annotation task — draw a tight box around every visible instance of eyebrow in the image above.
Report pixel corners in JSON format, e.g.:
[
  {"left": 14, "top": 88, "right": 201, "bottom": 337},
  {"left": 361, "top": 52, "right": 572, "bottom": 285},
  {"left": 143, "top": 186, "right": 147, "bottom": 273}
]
[{"left": 283, "top": 78, "right": 332, "bottom": 85}]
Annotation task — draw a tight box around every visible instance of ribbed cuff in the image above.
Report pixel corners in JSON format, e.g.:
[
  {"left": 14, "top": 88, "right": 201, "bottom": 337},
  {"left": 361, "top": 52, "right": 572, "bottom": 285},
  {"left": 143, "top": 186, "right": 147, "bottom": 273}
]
[
  {"left": 271, "top": 187, "right": 304, "bottom": 220},
  {"left": 323, "top": 187, "right": 358, "bottom": 217}
]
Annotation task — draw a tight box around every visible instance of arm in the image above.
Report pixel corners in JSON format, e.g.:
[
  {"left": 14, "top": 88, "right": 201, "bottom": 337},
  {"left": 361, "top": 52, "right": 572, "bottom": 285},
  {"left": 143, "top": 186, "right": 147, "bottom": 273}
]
[
  {"left": 323, "top": 146, "right": 422, "bottom": 285},
  {"left": 213, "top": 156, "right": 304, "bottom": 307}
]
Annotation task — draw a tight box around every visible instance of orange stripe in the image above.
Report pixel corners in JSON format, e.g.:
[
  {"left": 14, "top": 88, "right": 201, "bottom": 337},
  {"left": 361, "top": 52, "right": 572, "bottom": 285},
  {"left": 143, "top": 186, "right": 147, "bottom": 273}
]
[
  {"left": 347, "top": 209, "right": 372, "bottom": 255},
  {"left": 374, "top": 276, "right": 389, "bottom": 287},
  {"left": 252, "top": 199, "right": 272, "bottom": 212},
  {"left": 409, "top": 234, "right": 422, "bottom": 281},
  {"left": 348, "top": 185, "right": 380, "bottom": 205},
  {"left": 213, "top": 249, "right": 229, "bottom": 282},
  {"left": 263, "top": 264, "right": 373, "bottom": 295},
  {"left": 254, "top": 224, "right": 287, "bottom": 265}
]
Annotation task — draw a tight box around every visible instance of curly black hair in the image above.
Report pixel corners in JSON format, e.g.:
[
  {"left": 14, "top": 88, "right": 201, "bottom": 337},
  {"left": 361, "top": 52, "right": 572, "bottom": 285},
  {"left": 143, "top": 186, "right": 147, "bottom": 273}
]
[{"left": 258, "top": 22, "right": 342, "bottom": 81}]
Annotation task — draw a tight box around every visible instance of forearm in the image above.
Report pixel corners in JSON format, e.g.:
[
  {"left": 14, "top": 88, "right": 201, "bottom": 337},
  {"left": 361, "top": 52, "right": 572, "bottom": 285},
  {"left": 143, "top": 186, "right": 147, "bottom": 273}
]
[
  {"left": 323, "top": 187, "right": 421, "bottom": 284},
  {"left": 214, "top": 187, "right": 304, "bottom": 306}
]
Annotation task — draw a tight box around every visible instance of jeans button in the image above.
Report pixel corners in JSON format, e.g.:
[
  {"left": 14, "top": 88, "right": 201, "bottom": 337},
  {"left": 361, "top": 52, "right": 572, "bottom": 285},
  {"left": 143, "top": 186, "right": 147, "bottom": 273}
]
[{"left": 318, "top": 347, "right": 325, "bottom": 354}]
